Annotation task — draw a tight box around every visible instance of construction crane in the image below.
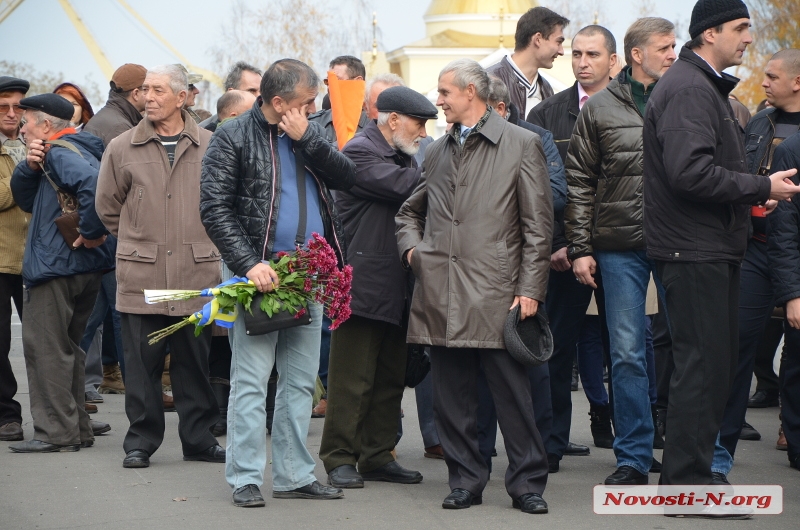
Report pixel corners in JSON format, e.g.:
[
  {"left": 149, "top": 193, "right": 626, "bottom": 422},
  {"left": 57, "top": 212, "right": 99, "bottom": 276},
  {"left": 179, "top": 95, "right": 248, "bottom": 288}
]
[{"left": 0, "top": 0, "right": 222, "bottom": 87}]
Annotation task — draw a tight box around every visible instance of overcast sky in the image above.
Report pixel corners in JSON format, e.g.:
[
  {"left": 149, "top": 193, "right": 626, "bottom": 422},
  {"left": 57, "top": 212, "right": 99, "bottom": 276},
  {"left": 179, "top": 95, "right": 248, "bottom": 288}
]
[{"left": 0, "top": 0, "right": 701, "bottom": 107}]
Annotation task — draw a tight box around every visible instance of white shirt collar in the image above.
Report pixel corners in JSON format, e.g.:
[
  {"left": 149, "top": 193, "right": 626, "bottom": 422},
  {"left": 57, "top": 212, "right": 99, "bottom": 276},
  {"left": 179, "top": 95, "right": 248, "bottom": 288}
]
[{"left": 693, "top": 51, "right": 722, "bottom": 77}]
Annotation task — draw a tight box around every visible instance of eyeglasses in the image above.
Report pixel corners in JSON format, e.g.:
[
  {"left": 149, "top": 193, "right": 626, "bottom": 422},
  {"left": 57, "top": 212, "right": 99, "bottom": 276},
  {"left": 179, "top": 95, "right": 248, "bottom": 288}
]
[{"left": 0, "top": 104, "right": 22, "bottom": 114}]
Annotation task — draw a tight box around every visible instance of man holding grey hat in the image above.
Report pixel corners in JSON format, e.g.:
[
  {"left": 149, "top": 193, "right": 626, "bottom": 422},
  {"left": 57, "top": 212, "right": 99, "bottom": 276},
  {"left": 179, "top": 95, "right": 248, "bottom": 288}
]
[
  {"left": 320, "top": 86, "right": 436, "bottom": 488},
  {"left": 9, "top": 92, "right": 113, "bottom": 453},
  {"left": 643, "top": 0, "right": 800, "bottom": 488}
]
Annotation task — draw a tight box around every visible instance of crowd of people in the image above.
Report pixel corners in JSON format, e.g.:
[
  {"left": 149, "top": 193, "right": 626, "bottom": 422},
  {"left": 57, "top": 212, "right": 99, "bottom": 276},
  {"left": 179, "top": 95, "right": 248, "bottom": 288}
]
[{"left": 0, "top": 0, "right": 798, "bottom": 517}]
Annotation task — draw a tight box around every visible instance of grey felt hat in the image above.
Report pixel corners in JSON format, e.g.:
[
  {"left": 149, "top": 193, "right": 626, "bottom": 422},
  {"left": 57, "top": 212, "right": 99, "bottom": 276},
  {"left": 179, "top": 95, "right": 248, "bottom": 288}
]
[
  {"left": 504, "top": 305, "right": 554, "bottom": 367},
  {"left": 18, "top": 93, "right": 75, "bottom": 121}
]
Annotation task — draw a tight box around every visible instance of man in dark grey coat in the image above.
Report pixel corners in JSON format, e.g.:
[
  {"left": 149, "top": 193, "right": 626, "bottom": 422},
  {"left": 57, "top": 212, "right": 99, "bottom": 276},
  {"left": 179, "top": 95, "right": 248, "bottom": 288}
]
[
  {"left": 643, "top": 0, "right": 799, "bottom": 488},
  {"left": 84, "top": 64, "right": 146, "bottom": 147},
  {"left": 320, "top": 86, "right": 437, "bottom": 488},
  {"left": 396, "top": 59, "right": 552, "bottom": 514}
]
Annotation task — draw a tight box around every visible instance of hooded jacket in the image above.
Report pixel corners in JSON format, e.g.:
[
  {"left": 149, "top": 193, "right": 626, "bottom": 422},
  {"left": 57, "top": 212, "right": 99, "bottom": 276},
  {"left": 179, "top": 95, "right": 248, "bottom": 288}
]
[
  {"left": 11, "top": 131, "right": 114, "bottom": 287},
  {"left": 642, "top": 47, "right": 771, "bottom": 263}
]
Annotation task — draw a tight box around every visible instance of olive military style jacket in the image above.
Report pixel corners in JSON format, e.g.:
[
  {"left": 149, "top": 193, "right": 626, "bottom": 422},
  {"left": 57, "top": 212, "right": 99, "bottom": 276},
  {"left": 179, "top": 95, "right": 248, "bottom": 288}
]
[{"left": 396, "top": 109, "right": 553, "bottom": 349}]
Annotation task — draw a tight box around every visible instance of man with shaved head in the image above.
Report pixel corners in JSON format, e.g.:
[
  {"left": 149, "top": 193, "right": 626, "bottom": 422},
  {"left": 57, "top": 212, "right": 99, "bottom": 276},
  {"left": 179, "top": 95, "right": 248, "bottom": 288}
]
[
  {"left": 216, "top": 90, "right": 256, "bottom": 123},
  {"left": 710, "top": 48, "right": 800, "bottom": 478}
]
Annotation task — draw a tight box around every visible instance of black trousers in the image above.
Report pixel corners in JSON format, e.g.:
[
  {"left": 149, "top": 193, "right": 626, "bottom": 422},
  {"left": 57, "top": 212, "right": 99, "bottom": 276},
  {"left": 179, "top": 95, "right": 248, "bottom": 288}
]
[
  {"left": 0, "top": 273, "right": 23, "bottom": 426},
  {"left": 719, "top": 241, "right": 775, "bottom": 456},
  {"left": 431, "top": 346, "right": 548, "bottom": 499},
  {"left": 120, "top": 313, "right": 218, "bottom": 456},
  {"left": 653, "top": 295, "right": 673, "bottom": 412},
  {"left": 780, "top": 321, "right": 800, "bottom": 461},
  {"left": 23, "top": 273, "right": 101, "bottom": 445},
  {"left": 753, "top": 319, "right": 782, "bottom": 394},
  {"left": 656, "top": 261, "right": 740, "bottom": 485}
]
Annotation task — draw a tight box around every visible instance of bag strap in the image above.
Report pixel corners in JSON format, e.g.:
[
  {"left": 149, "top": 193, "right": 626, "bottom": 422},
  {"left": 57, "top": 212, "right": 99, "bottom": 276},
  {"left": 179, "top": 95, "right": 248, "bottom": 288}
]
[{"left": 294, "top": 149, "right": 307, "bottom": 248}]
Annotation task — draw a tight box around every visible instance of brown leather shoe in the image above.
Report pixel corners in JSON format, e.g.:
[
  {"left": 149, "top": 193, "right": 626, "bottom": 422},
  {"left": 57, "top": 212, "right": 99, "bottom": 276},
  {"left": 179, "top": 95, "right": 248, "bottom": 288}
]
[
  {"left": 312, "top": 398, "right": 327, "bottom": 418},
  {"left": 777, "top": 425, "right": 788, "bottom": 451},
  {"left": 85, "top": 403, "right": 98, "bottom": 414},
  {"left": 163, "top": 392, "right": 176, "bottom": 412},
  {"left": 424, "top": 445, "right": 445, "bottom": 460},
  {"left": 0, "top": 422, "right": 24, "bottom": 441},
  {"left": 99, "top": 364, "right": 125, "bottom": 394}
]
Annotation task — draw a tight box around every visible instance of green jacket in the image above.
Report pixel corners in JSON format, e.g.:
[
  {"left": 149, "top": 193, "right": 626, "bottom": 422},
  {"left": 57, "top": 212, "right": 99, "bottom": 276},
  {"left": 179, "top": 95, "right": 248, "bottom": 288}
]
[{"left": 565, "top": 70, "right": 648, "bottom": 259}]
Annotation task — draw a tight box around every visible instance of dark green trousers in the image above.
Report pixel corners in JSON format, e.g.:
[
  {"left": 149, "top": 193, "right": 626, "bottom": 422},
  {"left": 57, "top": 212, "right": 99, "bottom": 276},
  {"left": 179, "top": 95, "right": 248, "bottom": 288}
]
[{"left": 319, "top": 315, "right": 407, "bottom": 473}]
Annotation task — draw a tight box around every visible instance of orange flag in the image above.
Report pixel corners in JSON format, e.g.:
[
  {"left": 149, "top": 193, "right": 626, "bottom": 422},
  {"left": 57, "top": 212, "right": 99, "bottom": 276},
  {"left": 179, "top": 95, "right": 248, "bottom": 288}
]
[{"left": 327, "top": 72, "right": 366, "bottom": 151}]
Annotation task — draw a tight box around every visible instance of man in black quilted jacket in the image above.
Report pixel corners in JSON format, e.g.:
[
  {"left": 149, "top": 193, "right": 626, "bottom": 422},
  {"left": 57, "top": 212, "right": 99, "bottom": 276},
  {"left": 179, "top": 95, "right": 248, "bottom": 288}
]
[{"left": 199, "top": 59, "right": 356, "bottom": 508}]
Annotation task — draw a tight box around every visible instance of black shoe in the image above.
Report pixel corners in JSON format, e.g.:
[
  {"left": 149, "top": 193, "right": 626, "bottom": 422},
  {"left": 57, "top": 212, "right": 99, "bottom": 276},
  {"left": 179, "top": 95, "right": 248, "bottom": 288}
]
[
  {"left": 652, "top": 406, "right": 664, "bottom": 449},
  {"left": 605, "top": 466, "right": 648, "bottom": 485},
  {"left": 442, "top": 488, "right": 482, "bottom": 509},
  {"left": 81, "top": 440, "right": 93, "bottom": 448},
  {"left": 232, "top": 484, "right": 265, "bottom": 507},
  {"left": 272, "top": 480, "right": 344, "bottom": 499},
  {"left": 85, "top": 389, "right": 104, "bottom": 403},
  {"left": 513, "top": 493, "right": 548, "bottom": 514},
  {"left": 790, "top": 455, "right": 799, "bottom": 470},
  {"left": 547, "top": 454, "right": 560, "bottom": 473},
  {"left": 123, "top": 449, "right": 150, "bottom": 468},
  {"left": 184, "top": 443, "right": 225, "bottom": 462},
  {"left": 650, "top": 457, "right": 662, "bottom": 473},
  {"left": 589, "top": 404, "right": 615, "bottom": 449},
  {"left": 739, "top": 421, "right": 761, "bottom": 441},
  {"left": 9, "top": 439, "right": 80, "bottom": 453},
  {"left": 328, "top": 464, "right": 364, "bottom": 489},
  {"left": 571, "top": 362, "right": 579, "bottom": 391},
  {"left": 361, "top": 460, "right": 423, "bottom": 484},
  {"left": 563, "top": 441, "right": 590, "bottom": 456},
  {"left": 210, "top": 379, "right": 229, "bottom": 437},
  {"left": 711, "top": 472, "right": 730, "bottom": 485},
  {"left": 91, "top": 420, "right": 110, "bottom": 436},
  {"left": 747, "top": 390, "right": 779, "bottom": 408},
  {"left": 0, "top": 422, "right": 24, "bottom": 441}
]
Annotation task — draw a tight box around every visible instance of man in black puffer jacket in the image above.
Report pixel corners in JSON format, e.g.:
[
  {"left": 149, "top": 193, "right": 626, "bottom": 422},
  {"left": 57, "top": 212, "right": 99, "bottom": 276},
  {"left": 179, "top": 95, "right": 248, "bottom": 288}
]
[
  {"left": 643, "top": 0, "right": 800, "bottom": 488},
  {"left": 767, "top": 131, "right": 800, "bottom": 473},
  {"left": 200, "top": 59, "right": 355, "bottom": 508}
]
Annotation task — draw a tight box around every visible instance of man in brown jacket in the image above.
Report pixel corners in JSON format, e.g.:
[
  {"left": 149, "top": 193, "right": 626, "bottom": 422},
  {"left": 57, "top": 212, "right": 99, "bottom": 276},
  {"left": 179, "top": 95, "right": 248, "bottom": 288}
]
[
  {"left": 96, "top": 64, "right": 224, "bottom": 469},
  {"left": 0, "top": 76, "right": 30, "bottom": 442},
  {"left": 396, "top": 59, "right": 553, "bottom": 514}
]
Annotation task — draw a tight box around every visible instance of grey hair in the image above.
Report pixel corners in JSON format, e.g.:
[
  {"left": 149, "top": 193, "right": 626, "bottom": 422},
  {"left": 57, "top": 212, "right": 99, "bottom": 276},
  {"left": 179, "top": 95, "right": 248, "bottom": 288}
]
[
  {"left": 439, "top": 59, "right": 490, "bottom": 101},
  {"left": 624, "top": 17, "right": 675, "bottom": 65},
  {"left": 376, "top": 112, "right": 391, "bottom": 126},
  {"left": 31, "top": 110, "right": 71, "bottom": 131},
  {"left": 146, "top": 64, "right": 188, "bottom": 95},
  {"left": 365, "top": 73, "right": 405, "bottom": 103},
  {"left": 487, "top": 75, "right": 511, "bottom": 107},
  {"left": 224, "top": 61, "right": 262, "bottom": 91}
]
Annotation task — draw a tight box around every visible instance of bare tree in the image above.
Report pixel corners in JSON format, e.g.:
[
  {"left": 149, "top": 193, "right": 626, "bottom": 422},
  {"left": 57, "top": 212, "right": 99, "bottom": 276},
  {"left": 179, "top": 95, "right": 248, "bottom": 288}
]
[
  {"left": 0, "top": 60, "right": 104, "bottom": 109},
  {"left": 543, "top": 0, "right": 607, "bottom": 35},
  {"left": 637, "top": 0, "right": 658, "bottom": 18}
]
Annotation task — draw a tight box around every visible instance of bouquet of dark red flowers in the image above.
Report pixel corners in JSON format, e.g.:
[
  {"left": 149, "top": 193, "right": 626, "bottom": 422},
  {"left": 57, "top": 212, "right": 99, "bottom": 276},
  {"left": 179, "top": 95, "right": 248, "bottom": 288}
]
[{"left": 144, "top": 233, "right": 352, "bottom": 344}]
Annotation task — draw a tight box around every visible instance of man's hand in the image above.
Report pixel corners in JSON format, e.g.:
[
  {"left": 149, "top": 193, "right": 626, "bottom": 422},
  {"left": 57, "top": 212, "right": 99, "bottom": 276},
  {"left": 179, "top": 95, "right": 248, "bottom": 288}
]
[
  {"left": 511, "top": 296, "right": 539, "bottom": 320},
  {"left": 768, "top": 169, "right": 800, "bottom": 201},
  {"left": 764, "top": 199, "right": 779, "bottom": 215},
  {"left": 278, "top": 105, "right": 310, "bottom": 141},
  {"left": 246, "top": 262, "right": 280, "bottom": 293},
  {"left": 573, "top": 255, "right": 597, "bottom": 289},
  {"left": 72, "top": 234, "right": 107, "bottom": 249},
  {"left": 26, "top": 139, "right": 49, "bottom": 171},
  {"left": 406, "top": 247, "right": 415, "bottom": 266},
  {"left": 550, "top": 247, "right": 571, "bottom": 272},
  {"left": 787, "top": 298, "right": 800, "bottom": 329}
]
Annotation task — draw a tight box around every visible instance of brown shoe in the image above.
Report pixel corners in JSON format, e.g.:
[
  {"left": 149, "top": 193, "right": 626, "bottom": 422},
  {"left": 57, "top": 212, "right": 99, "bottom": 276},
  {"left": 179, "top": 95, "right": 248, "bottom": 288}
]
[
  {"left": 162, "top": 354, "right": 171, "bottom": 390},
  {"left": 99, "top": 364, "right": 125, "bottom": 394},
  {"left": 0, "top": 422, "right": 23, "bottom": 441},
  {"left": 312, "top": 398, "right": 327, "bottom": 418},
  {"left": 424, "top": 445, "right": 445, "bottom": 460},
  {"left": 777, "top": 425, "right": 788, "bottom": 451},
  {"left": 85, "top": 403, "right": 98, "bottom": 414},
  {"left": 163, "top": 392, "right": 176, "bottom": 412}
]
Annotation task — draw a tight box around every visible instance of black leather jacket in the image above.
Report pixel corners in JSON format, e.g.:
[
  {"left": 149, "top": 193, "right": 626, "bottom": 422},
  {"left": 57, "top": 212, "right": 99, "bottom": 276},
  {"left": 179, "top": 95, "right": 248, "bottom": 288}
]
[
  {"left": 744, "top": 107, "right": 778, "bottom": 175},
  {"left": 199, "top": 99, "right": 356, "bottom": 276}
]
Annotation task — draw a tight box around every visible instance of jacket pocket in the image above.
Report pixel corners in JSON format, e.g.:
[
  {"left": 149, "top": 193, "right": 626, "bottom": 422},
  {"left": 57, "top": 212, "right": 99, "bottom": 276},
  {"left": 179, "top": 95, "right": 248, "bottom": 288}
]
[
  {"left": 191, "top": 243, "right": 221, "bottom": 263},
  {"left": 116, "top": 240, "right": 158, "bottom": 263},
  {"left": 495, "top": 240, "right": 510, "bottom": 284},
  {"left": 115, "top": 240, "right": 158, "bottom": 293}
]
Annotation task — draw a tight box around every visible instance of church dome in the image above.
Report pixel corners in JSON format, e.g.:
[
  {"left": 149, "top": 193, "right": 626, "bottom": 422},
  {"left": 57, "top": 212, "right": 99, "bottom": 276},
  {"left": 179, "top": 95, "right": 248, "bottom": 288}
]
[
  {"left": 425, "top": 0, "right": 537, "bottom": 17},
  {"left": 423, "top": 0, "right": 537, "bottom": 38}
]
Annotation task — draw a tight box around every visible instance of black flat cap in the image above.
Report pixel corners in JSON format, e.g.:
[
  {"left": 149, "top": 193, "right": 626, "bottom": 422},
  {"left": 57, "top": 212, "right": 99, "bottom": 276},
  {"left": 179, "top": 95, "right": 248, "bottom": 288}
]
[
  {"left": 504, "top": 305, "right": 553, "bottom": 367},
  {"left": 18, "top": 93, "right": 75, "bottom": 121},
  {"left": 376, "top": 86, "right": 438, "bottom": 120},
  {"left": 0, "top": 76, "right": 30, "bottom": 94}
]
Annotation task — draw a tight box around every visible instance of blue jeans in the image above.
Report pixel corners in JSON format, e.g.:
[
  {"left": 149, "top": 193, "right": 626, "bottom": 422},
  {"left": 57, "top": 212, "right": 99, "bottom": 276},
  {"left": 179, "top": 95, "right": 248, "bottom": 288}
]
[
  {"left": 595, "top": 250, "right": 664, "bottom": 475},
  {"left": 81, "top": 271, "right": 124, "bottom": 392},
  {"left": 577, "top": 316, "right": 608, "bottom": 407},
  {"left": 224, "top": 265, "right": 322, "bottom": 491}
]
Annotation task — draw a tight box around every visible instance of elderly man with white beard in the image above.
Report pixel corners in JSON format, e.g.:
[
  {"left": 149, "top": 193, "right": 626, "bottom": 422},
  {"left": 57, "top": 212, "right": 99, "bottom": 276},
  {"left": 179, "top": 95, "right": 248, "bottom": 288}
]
[{"left": 319, "top": 86, "right": 438, "bottom": 489}]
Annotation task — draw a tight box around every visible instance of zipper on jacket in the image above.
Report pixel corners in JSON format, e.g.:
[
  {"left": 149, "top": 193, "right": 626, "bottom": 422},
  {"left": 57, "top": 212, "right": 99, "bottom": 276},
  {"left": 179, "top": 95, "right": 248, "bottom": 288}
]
[
  {"left": 756, "top": 115, "right": 776, "bottom": 174},
  {"left": 133, "top": 187, "right": 143, "bottom": 228},
  {"left": 262, "top": 130, "right": 278, "bottom": 261},
  {"left": 307, "top": 166, "right": 345, "bottom": 260}
]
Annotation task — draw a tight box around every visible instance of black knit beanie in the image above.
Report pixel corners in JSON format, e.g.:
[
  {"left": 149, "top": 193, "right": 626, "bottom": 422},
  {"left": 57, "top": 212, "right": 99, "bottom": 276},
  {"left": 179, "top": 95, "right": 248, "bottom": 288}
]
[{"left": 689, "top": 0, "right": 750, "bottom": 39}]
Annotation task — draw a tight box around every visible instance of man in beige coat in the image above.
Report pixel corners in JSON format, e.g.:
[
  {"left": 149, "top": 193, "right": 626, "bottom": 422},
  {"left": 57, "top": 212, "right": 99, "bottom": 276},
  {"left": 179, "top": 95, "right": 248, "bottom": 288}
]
[
  {"left": 96, "top": 64, "right": 223, "bottom": 469},
  {"left": 396, "top": 59, "right": 553, "bottom": 514}
]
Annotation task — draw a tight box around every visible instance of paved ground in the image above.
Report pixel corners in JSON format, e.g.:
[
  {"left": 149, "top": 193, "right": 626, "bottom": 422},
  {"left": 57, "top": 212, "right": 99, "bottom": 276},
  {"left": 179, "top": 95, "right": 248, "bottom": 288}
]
[{"left": 2, "top": 309, "right": 798, "bottom": 529}]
